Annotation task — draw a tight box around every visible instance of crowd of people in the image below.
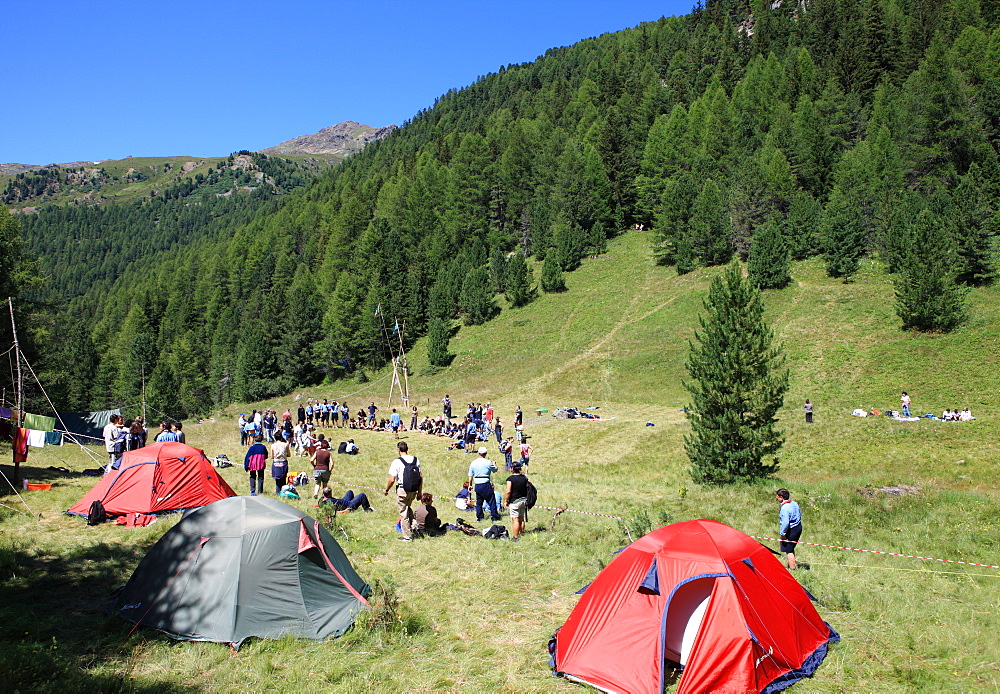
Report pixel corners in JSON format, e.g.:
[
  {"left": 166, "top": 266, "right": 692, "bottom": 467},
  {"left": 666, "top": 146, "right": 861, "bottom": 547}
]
[{"left": 234, "top": 397, "right": 536, "bottom": 542}]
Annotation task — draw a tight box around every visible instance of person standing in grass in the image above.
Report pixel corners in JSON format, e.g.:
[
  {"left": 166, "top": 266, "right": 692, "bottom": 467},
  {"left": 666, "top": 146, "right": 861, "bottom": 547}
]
[
  {"left": 468, "top": 446, "right": 500, "bottom": 523},
  {"left": 156, "top": 421, "right": 179, "bottom": 443},
  {"left": 310, "top": 441, "right": 332, "bottom": 499},
  {"left": 384, "top": 441, "right": 422, "bottom": 542},
  {"left": 270, "top": 435, "right": 290, "bottom": 494},
  {"left": 519, "top": 438, "right": 533, "bottom": 468},
  {"left": 504, "top": 463, "right": 529, "bottom": 541},
  {"left": 776, "top": 488, "right": 802, "bottom": 570},
  {"left": 390, "top": 408, "right": 403, "bottom": 439},
  {"left": 245, "top": 435, "right": 268, "bottom": 496}
]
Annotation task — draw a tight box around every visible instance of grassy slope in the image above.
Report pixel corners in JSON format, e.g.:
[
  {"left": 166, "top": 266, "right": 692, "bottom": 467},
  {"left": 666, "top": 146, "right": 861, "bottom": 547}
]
[{"left": 3, "top": 229, "right": 1000, "bottom": 692}]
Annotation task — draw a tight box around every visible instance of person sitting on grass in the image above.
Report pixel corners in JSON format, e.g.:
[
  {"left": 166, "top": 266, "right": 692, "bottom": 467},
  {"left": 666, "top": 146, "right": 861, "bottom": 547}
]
[
  {"left": 319, "top": 486, "right": 373, "bottom": 512},
  {"left": 414, "top": 492, "right": 443, "bottom": 534},
  {"left": 455, "top": 481, "right": 473, "bottom": 511}
]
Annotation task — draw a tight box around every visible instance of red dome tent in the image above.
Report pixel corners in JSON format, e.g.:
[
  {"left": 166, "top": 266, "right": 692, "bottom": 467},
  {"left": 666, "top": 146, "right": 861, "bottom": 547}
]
[
  {"left": 67, "top": 442, "right": 237, "bottom": 518},
  {"left": 550, "top": 519, "right": 839, "bottom": 694}
]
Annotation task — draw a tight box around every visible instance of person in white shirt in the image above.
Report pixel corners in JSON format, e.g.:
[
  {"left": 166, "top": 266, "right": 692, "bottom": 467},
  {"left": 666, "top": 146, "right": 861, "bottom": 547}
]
[{"left": 103, "top": 414, "right": 126, "bottom": 471}]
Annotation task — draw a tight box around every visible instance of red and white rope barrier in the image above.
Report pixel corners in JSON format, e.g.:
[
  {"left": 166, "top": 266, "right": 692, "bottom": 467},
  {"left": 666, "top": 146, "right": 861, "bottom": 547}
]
[{"left": 750, "top": 535, "right": 1000, "bottom": 570}]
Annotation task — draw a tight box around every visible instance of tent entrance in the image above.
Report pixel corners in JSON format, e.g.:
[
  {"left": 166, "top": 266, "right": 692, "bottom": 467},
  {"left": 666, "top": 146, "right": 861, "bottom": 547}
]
[{"left": 663, "top": 576, "right": 718, "bottom": 666}]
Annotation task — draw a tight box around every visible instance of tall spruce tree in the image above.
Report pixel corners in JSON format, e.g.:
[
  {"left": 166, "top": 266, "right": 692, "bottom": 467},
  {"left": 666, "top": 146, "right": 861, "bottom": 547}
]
[
  {"left": 489, "top": 247, "right": 508, "bottom": 294},
  {"left": 459, "top": 266, "right": 498, "bottom": 325},
  {"left": 426, "top": 317, "right": 452, "bottom": 367},
  {"left": 540, "top": 250, "right": 566, "bottom": 292},
  {"left": 684, "top": 263, "right": 789, "bottom": 484},
  {"left": 823, "top": 187, "right": 868, "bottom": 279},
  {"left": 504, "top": 251, "right": 534, "bottom": 307},
  {"left": 895, "top": 209, "right": 968, "bottom": 332},
  {"left": 748, "top": 218, "right": 792, "bottom": 289}
]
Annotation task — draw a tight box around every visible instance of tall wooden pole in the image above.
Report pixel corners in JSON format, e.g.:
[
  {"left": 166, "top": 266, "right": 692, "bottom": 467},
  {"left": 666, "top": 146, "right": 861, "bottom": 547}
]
[{"left": 9, "top": 297, "right": 23, "bottom": 481}]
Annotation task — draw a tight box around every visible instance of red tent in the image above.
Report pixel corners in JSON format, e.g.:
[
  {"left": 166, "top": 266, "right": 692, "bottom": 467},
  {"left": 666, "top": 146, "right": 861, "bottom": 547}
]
[
  {"left": 68, "top": 442, "right": 237, "bottom": 518},
  {"left": 550, "top": 519, "right": 839, "bottom": 694}
]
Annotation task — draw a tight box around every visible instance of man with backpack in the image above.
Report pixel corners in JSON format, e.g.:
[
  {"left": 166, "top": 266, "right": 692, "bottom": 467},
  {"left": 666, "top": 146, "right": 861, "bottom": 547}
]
[
  {"left": 384, "top": 441, "right": 422, "bottom": 542},
  {"left": 504, "top": 463, "right": 534, "bottom": 541}
]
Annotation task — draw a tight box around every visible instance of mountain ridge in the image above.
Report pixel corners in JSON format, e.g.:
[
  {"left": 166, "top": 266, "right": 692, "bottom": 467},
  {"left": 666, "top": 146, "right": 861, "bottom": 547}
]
[{"left": 0, "top": 120, "right": 396, "bottom": 176}]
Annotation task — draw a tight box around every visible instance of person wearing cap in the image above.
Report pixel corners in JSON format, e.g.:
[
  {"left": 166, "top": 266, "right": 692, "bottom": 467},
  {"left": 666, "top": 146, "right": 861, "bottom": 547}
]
[
  {"left": 467, "top": 446, "right": 500, "bottom": 522},
  {"left": 504, "top": 463, "right": 529, "bottom": 541}
]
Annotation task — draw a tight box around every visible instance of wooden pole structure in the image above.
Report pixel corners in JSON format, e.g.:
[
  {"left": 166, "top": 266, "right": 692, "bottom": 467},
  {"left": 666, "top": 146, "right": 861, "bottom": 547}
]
[
  {"left": 397, "top": 321, "right": 410, "bottom": 404},
  {"left": 8, "top": 297, "right": 24, "bottom": 482}
]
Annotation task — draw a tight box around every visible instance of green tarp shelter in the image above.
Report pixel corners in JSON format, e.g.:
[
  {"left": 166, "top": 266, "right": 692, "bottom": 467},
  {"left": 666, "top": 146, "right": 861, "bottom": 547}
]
[{"left": 111, "top": 496, "right": 370, "bottom": 648}]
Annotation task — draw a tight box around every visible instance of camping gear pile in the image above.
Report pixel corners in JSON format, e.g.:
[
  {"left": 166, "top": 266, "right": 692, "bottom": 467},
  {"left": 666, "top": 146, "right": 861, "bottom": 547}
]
[{"left": 550, "top": 519, "right": 839, "bottom": 694}]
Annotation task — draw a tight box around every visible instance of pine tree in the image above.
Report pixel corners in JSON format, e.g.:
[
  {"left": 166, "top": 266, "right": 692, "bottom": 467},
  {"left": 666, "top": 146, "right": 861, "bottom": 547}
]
[
  {"left": 540, "top": 251, "right": 566, "bottom": 292},
  {"left": 653, "top": 174, "right": 697, "bottom": 267},
  {"left": 822, "top": 187, "right": 868, "bottom": 280},
  {"left": 426, "top": 317, "right": 452, "bottom": 367},
  {"left": 690, "top": 178, "right": 732, "bottom": 266},
  {"left": 684, "top": 263, "right": 788, "bottom": 485},
  {"left": 504, "top": 252, "right": 534, "bottom": 307},
  {"left": 459, "top": 266, "right": 498, "bottom": 325},
  {"left": 489, "top": 247, "right": 508, "bottom": 294},
  {"left": 895, "top": 209, "right": 968, "bottom": 332},
  {"left": 551, "top": 213, "right": 586, "bottom": 271},
  {"left": 748, "top": 218, "right": 792, "bottom": 289},
  {"left": 951, "top": 163, "right": 996, "bottom": 285},
  {"left": 586, "top": 221, "right": 608, "bottom": 256}
]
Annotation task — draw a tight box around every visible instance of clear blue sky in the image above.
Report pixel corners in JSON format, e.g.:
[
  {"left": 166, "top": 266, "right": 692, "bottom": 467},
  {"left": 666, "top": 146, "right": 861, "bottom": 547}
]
[{"left": 2, "top": 1, "right": 692, "bottom": 165}]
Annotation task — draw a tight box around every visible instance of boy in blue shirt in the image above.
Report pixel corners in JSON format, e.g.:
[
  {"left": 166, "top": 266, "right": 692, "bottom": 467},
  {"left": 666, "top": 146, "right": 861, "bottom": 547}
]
[{"left": 776, "top": 488, "right": 802, "bottom": 570}]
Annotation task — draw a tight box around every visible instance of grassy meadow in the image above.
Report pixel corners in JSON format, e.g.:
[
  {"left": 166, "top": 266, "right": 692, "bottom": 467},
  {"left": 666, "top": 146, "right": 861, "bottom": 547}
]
[{"left": 2, "top": 229, "right": 1000, "bottom": 692}]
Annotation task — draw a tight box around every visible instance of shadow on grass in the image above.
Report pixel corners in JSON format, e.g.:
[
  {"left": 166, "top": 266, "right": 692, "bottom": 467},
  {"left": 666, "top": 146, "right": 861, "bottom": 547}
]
[
  {"left": 0, "top": 461, "right": 103, "bottom": 493},
  {"left": 0, "top": 536, "right": 196, "bottom": 693}
]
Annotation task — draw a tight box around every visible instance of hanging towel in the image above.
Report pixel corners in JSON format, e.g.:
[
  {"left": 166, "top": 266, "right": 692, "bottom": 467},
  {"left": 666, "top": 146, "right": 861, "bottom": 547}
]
[
  {"left": 0, "top": 406, "right": 13, "bottom": 420},
  {"left": 13, "top": 427, "right": 29, "bottom": 463},
  {"left": 27, "top": 429, "right": 47, "bottom": 448},
  {"left": 23, "top": 413, "right": 56, "bottom": 432},
  {"left": 44, "top": 431, "right": 63, "bottom": 446}
]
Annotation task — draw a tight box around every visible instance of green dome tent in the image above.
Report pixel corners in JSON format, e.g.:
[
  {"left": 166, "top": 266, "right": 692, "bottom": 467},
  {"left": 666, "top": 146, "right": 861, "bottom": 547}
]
[{"left": 111, "top": 496, "right": 370, "bottom": 648}]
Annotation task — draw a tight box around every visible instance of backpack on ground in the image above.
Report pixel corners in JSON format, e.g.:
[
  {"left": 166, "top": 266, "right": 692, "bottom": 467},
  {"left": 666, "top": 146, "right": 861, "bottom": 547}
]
[
  {"left": 399, "top": 456, "right": 421, "bottom": 493},
  {"left": 525, "top": 480, "right": 537, "bottom": 510},
  {"left": 87, "top": 500, "right": 107, "bottom": 526},
  {"left": 454, "top": 517, "right": 481, "bottom": 536},
  {"left": 483, "top": 524, "right": 509, "bottom": 540}
]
